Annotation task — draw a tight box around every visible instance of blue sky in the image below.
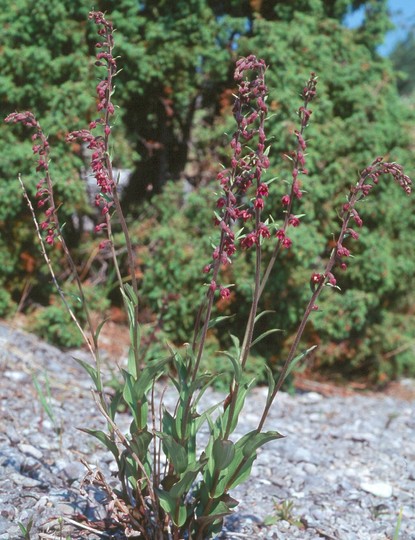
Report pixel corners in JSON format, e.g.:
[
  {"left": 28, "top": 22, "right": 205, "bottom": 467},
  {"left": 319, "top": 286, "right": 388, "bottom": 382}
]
[{"left": 344, "top": 0, "right": 415, "bottom": 55}]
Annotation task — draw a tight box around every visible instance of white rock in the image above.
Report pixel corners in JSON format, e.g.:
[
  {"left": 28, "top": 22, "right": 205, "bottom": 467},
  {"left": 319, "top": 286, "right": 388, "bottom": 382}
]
[
  {"left": 360, "top": 481, "right": 393, "bottom": 498},
  {"left": 18, "top": 443, "right": 43, "bottom": 460},
  {"left": 9, "top": 473, "right": 42, "bottom": 488}
]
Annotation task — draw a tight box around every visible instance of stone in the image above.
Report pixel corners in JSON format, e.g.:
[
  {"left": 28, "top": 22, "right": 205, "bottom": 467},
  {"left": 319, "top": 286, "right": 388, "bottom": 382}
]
[
  {"left": 1, "top": 320, "right": 415, "bottom": 539},
  {"left": 18, "top": 443, "right": 43, "bottom": 460},
  {"left": 61, "top": 461, "right": 86, "bottom": 482},
  {"left": 9, "top": 473, "right": 42, "bottom": 488},
  {"left": 360, "top": 482, "right": 393, "bottom": 498}
]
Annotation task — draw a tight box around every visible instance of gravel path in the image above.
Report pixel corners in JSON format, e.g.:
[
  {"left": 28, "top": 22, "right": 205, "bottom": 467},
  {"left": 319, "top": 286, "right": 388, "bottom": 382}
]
[{"left": 0, "top": 320, "right": 414, "bottom": 539}]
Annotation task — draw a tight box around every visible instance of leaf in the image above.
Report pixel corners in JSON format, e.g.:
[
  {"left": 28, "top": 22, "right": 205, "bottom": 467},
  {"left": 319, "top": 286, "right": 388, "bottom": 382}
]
[
  {"left": 218, "top": 351, "right": 242, "bottom": 383},
  {"left": 156, "top": 490, "right": 187, "bottom": 527},
  {"left": 212, "top": 439, "right": 235, "bottom": 470},
  {"left": 123, "top": 282, "right": 139, "bottom": 305},
  {"left": 242, "top": 430, "right": 284, "bottom": 458},
  {"left": 284, "top": 345, "right": 317, "bottom": 381},
  {"left": 32, "top": 375, "right": 56, "bottom": 425},
  {"left": 18, "top": 517, "right": 33, "bottom": 540},
  {"left": 94, "top": 318, "right": 110, "bottom": 343},
  {"left": 393, "top": 507, "right": 403, "bottom": 540},
  {"left": 162, "top": 409, "right": 178, "bottom": 439},
  {"left": 176, "top": 504, "right": 188, "bottom": 527},
  {"left": 264, "top": 364, "right": 276, "bottom": 407},
  {"left": 121, "top": 369, "right": 141, "bottom": 427},
  {"left": 130, "top": 428, "right": 153, "bottom": 461},
  {"left": 169, "top": 459, "right": 205, "bottom": 499},
  {"left": 250, "top": 328, "right": 283, "bottom": 348},
  {"left": 194, "top": 401, "right": 223, "bottom": 432},
  {"left": 195, "top": 499, "right": 234, "bottom": 527},
  {"left": 157, "top": 433, "right": 188, "bottom": 474},
  {"left": 79, "top": 428, "right": 119, "bottom": 460},
  {"left": 134, "top": 357, "right": 170, "bottom": 399},
  {"left": 190, "top": 372, "right": 218, "bottom": 404},
  {"left": 127, "top": 346, "right": 138, "bottom": 379},
  {"left": 208, "top": 315, "right": 234, "bottom": 330},
  {"left": 73, "top": 357, "right": 101, "bottom": 391},
  {"left": 254, "top": 310, "right": 275, "bottom": 324},
  {"left": 108, "top": 388, "right": 123, "bottom": 422},
  {"left": 120, "top": 285, "right": 141, "bottom": 377},
  {"left": 229, "top": 333, "right": 241, "bottom": 355},
  {"left": 224, "top": 380, "right": 255, "bottom": 435},
  {"left": 226, "top": 454, "right": 256, "bottom": 491}
]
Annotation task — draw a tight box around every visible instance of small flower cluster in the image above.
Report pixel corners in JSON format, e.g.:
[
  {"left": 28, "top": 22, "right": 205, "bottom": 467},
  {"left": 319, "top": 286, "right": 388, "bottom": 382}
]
[
  {"left": 66, "top": 11, "right": 116, "bottom": 223},
  {"left": 5, "top": 111, "right": 57, "bottom": 245},
  {"left": 277, "top": 73, "right": 318, "bottom": 249},
  {"left": 205, "top": 55, "right": 270, "bottom": 298},
  {"left": 313, "top": 157, "right": 412, "bottom": 292}
]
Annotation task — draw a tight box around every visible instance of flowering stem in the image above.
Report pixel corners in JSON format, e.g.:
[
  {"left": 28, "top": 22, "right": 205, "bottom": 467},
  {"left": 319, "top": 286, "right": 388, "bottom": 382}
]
[
  {"left": 256, "top": 157, "right": 412, "bottom": 432},
  {"left": 192, "top": 229, "right": 227, "bottom": 380},
  {"left": 98, "top": 13, "right": 141, "bottom": 376},
  {"left": 18, "top": 175, "right": 94, "bottom": 353},
  {"left": 259, "top": 75, "right": 317, "bottom": 298}
]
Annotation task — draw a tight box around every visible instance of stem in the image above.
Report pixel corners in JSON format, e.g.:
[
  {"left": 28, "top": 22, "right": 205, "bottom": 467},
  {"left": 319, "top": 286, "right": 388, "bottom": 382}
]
[
  {"left": 191, "top": 228, "right": 227, "bottom": 380},
  {"left": 19, "top": 176, "right": 107, "bottom": 393},
  {"left": 256, "top": 172, "right": 369, "bottom": 432},
  {"left": 19, "top": 177, "right": 94, "bottom": 354},
  {"left": 239, "top": 219, "right": 262, "bottom": 370},
  {"left": 259, "top": 89, "right": 313, "bottom": 298},
  {"left": 102, "top": 27, "right": 141, "bottom": 375},
  {"left": 93, "top": 392, "right": 164, "bottom": 538},
  {"left": 256, "top": 283, "right": 323, "bottom": 432}
]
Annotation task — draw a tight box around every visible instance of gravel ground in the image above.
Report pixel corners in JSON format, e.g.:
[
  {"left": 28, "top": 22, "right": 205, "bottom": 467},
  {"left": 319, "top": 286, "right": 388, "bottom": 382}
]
[{"left": 0, "top": 320, "right": 414, "bottom": 540}]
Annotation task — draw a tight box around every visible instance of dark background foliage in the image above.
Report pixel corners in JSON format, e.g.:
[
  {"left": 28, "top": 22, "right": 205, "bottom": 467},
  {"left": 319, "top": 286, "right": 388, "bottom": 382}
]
[{"left": 1, "top": 0, "right": 414, "bottom": 384}]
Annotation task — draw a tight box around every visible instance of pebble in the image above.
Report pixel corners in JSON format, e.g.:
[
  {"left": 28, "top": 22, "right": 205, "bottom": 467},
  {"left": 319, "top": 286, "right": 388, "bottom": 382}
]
[
  {"left": 18, "top": 443, "right": 43, "bottom": 460},
  {"left": 360, "top": 481, "right": 393, "bottom": 498},
  {"left": 1, "top": 321, "right": 415, "bottom": 539}
]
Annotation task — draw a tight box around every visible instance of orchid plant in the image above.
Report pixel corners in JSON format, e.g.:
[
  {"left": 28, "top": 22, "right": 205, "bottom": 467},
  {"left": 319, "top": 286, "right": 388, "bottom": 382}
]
[{"left": 5, "top": 11, "right": 412, "bottom": 540}]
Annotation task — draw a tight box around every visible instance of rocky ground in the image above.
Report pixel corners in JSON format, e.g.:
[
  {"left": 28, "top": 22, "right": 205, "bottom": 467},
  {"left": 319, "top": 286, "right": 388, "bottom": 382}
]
[{"left": 1, "top": 319, "right": 414, "bottom": 540}]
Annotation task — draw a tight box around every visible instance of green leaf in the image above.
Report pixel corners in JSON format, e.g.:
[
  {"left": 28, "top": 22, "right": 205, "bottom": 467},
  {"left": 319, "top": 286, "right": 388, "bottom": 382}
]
[
  {"left": 190, "top": 372, "right": 219, "bottom": 405},
  {"left": 195, "top": 499, "right": 234, "bottom": 527},
  {"left": 120, "top": 285, "right": 141, "bottom": 377},
  {"left": 121, "top": 369, "right": 141, "bottom": 427},
  {"left": 393, "top": 507, "right": 403, "bottom": 540},
  {"left": 127, "top": 346, "right": 137, "bottom": 379},
  {"left": 130, "top": 428, "right": 153, "bottom": 461},
  {"left": 229, "top": 334, "right": 241, "bottom": 356},
  {"left": 208, "top": 314, "right": 234, "bottom": 330},
  {"left": 32, "top": 374, "right": 56, "bottom": 425},
  {"left": 134, "top": 357, "right": 170, "bottom": 399},
  {"left": 284, "top": 345, "right": 317, "bottom": 381},
  {"left": 217, "top": 351, "right": 242, "bottom": 383},
  {"left": 108, "top": 389, "right": 123, "bottom": 422},
  {"left": 73, "top": 357, "right": 101, "bottom": 391},
  {"left": 242, "top": 430, "right": 284, "bottom": 458},
  {"left": 254, "top": 310, "right": 275, "bottom": 324},
  {"left": 156, "top": 490, "right": 187, "bottom": 527},
  {"left": 169, "top": 459, "right": 206, "bottom": 499},
  {"left": 123, "top": 282, "right": 139, "bottom": 305},
  {"left": 157, "top": 433, "right": 188, "bottom": 474},
  {"left": 264, "top": 364, "right": 276, "bottom": 407},
  {"left": 223, "top": 380, "right": 254, "bottom": 435},
  {"left": 250, "top": 328, "right": 283, "bottom": 348},
  {"left": 212, "top": 439, "right": 235, "bottom": 470},
  {"left": 93, "top": 318, "right": 110, "bottom": 343},
  {"left": 79, "top": 428, "right": 119, "bottom": 460},
  {"left": 18, "top": 517, "right": 33, "bottom": 540},
  {"left": 226, "top": 454, "right": 256, "bottom": 491},
  {"left": 162, "top": 409, "right": 178, "bottom": 439},
  {"left": 194, "top": 401, "right": 223, "bottom": 432}
]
